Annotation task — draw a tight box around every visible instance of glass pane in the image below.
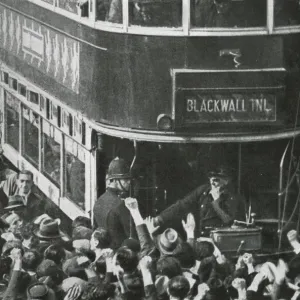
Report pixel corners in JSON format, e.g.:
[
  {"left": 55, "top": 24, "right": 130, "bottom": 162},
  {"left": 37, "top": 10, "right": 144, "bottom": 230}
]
[
  {"left": 96, "top": 0, "right": 111, "bottom": 20},
  {"left": 191, "top": 0, "right": 266, "bottom": 28},
  {"left": 58, "top": 0, "right": 78, "bottom": 14},
  {"left": 65, "top": 151, "right": 85, "bottom": 210},
  {"left": 106, "top": 0, "right": 123, "bottom": 23},
  {"left": 274, "top": 0, "right": 300, "bottom": 26},
  {"left": 129, "top": 0, "right": 182, "bottom": 27},
  {"left": 43, "top": 133, "right": 61, "bottom": 186},
  {"left": 23, "top": 117, "right": 39, "bottom": 167},
  {"left": 5, "top": 95, "right": 19, "bottom": 151}
]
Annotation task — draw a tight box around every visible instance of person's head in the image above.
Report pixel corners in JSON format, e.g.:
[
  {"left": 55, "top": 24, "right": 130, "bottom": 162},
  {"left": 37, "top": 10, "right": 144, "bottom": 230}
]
[
  {"left": 156, "top": 256, "right": 182, "bottom": 279},
  {"left": 214, "top": 0, "right": 231, "bottom": 14},
  {"left": 106, "top": 157, "right": 132, "bottom": 192},
  {"left": 0, "top": 256, "right": 12, "bottom": 279},
  {"left": 22, "top": 250, "right": 41, "bottom": 271},
  {"left": 208, "top": 166, "right": 232, "bottom": 189},
  {"left": 17, "top": 171, "right": 33, "bottom": 195},
  {"left": 72, "top": 216, "right": 92, "bottom": 229},
  {"left": 174, "top": 242, "right": 196, "bottom": 269},
  {"left": 44, "top": 244, "right": 66, "bottom": 265},
  {"left": 3, "top": 212, "right": 23, "bottom": 235},
  {"left": 167, "top": 275, "right": 190, "bottom": 300},
  {"left": 194, "top": 241, "right": 215, "bottom": 261},
  {"left": 37, "top": 260, "right": 65, "bottom": 285},
  {"left": 90, "top": 228, "right": 111, "bottom": 251},
  {"left": 19, "top": 222, "right": 36, "bottom": 240},
  {"left": 113, "top": 247, "right": 139, "bottom": 274}
]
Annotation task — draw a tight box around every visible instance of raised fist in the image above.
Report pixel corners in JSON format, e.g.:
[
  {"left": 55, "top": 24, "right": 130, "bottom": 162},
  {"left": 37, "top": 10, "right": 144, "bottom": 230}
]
[
  {"left": 232, "top": 278, "right": 246, "bottom": 290},
  {"left": 124, "top": 197, "right": 138, "bottom": 210}
]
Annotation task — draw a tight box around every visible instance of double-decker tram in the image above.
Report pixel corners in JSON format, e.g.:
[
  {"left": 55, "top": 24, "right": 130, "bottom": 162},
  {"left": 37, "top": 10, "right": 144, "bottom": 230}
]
[{"left": 0, "top": 0, "right": 300, "bottom": 255}]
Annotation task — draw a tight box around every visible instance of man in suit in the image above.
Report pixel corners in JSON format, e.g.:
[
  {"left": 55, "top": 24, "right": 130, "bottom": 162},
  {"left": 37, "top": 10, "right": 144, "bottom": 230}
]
[{"left": 0, "top": 170, "right": 44, "bottom": 222}]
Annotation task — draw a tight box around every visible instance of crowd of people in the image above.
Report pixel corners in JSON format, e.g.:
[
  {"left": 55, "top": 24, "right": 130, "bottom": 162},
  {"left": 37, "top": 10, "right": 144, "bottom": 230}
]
[
  {"left": 0, "top": 157, "right": 300, "bottom": 300},
  {"left": 1, "top": 193, "right": 300, "bottom": 300}
]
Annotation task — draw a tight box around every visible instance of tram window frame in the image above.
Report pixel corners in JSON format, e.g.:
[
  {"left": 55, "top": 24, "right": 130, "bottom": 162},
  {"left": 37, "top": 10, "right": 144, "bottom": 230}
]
[
  {"left": 2, "top": 72, "right": 9, "bottom": 85},
  {"left": 27, "top": 91, "right": 39, "bottom": 106},
  {"left": 22, "top": 107, "right": 40, "bottom": 168},
  {"left": 42, "top": 121, "right": 62, "bottom": 187},
  {"left": 64, "top": 136, "right": 86, "bottom": 211},
  {"left": 18, "top": 83, "right": 27, "bottom": 98},
  {"left": 4, "top": 91, "right": 20, "bottom": 151},
  {"left": 9, "top": 78, "right": 18, "bottom": 91}
]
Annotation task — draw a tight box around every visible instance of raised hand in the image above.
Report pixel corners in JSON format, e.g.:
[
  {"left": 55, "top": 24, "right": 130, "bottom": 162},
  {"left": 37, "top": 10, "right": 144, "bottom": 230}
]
[
  {"left": 64, "top": 285, "right": 82, "bottom": 300},
  {"left": 181, "top": 213, "right": 196, "bottom": 236},
  {"left": 242, "top": 253, "right": 253, "bottom": 265},
  {"left": 194, "top": 283, "right": 210, "bottom": 300},
  {"left": 124, "top": 197, "right": 139, "bottom": 211},
  {"left": 232, "top": 278, "right": 246, "bottom": 290},
  {"left": 144, "top": 216, "right": 160, "bottom": 236},
  {"left": 139, "top": 256, "right": 152, "bottom": 271}
]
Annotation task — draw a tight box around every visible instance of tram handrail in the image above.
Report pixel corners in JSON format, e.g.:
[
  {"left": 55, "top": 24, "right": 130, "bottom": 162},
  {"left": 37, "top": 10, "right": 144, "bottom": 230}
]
[{"left": 5, "top": 0, "right": 300, "bottom": 37}]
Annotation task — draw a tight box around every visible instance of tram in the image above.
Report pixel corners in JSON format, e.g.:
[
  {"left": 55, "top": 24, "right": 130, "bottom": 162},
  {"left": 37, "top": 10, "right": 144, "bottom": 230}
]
[{"left": 0, "top": 0, "right": 300, "bottom": 254}]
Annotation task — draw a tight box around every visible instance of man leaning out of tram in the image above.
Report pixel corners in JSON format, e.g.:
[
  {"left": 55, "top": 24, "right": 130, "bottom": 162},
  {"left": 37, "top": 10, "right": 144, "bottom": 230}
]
[{"left": 152, "top": 166, "right": 246, "bottom": 237}]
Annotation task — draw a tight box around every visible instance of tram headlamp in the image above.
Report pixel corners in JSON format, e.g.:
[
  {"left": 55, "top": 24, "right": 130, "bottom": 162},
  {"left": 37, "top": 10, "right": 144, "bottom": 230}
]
[{"left": 157, "top": 114, "right": 173, "bottom": 131}]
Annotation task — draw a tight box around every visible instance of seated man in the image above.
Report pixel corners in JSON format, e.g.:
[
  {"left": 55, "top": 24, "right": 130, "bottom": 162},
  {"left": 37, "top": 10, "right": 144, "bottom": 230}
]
[{"left": 153, "top": 166, "right": 246, "bottom": 237}]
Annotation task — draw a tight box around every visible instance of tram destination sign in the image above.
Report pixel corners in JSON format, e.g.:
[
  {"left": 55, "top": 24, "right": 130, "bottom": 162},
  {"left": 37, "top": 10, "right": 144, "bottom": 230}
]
[{"left": 177, "top": 91, "right": 277, "bottom": 124}]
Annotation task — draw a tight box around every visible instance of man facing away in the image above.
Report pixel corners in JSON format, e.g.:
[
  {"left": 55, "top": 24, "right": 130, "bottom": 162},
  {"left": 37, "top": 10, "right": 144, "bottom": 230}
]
[{"left": 93, "top": 157, "right": 132, "bottom": 229}]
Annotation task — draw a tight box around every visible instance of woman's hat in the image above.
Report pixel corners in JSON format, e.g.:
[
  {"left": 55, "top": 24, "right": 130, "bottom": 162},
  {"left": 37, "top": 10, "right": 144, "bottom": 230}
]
[
  {"left": 4, "top": 195, "right": 25, "bottom": 211},
  {"left": 157, "top": 228, "right": 182, "bottom": 255},
  {"left": 34, "top": 219, "right": 63, "bottom": 239}
]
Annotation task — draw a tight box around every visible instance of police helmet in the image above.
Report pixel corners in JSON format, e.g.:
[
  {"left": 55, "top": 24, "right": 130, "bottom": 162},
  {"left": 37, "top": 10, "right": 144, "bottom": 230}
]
[{"left": 106, "top": 157, "right": 132, "bottom": 180}]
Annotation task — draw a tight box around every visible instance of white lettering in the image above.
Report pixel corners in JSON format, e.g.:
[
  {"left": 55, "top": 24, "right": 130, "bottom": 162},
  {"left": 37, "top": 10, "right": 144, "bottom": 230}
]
[{"left": 187, "top": 99, "right": 194, "bottom": 112}]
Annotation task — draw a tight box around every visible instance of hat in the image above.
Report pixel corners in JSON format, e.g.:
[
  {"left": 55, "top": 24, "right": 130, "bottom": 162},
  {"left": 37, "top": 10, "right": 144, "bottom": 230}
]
[
  {"left": 4, "top": 195, "right": 25, "bottom": 210},
  {"left": 36, "top": 259, "right": 57, "bottom": 278},
  {"left": 61, "top": 277, "right": 88, "bottom": 292},
  {"left": 72, "top": 226, "right": 93, "bottom": 240},
  {"left": 207, "top": 166, "right": 232, "bottom": 179},
  {"left": 27, "top": 283, "right": 56, "bottom": 300},
  {"left": 155, "top": 276, "right": 169, "bottom": 296},
  {"left": 34, "top": 219, "right": 63, "bottom": 239},
  {"left": 106, "top": 157, "right": 132, "bottom": 180},
  {"left": 157, "top": 228, "right": 181, "bottom": 255}
]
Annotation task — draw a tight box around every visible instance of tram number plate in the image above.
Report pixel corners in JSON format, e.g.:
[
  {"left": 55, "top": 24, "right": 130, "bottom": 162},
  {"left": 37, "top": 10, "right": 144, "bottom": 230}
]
[{"left": 180, "top": 92, "right": 276, "bottom": 123}]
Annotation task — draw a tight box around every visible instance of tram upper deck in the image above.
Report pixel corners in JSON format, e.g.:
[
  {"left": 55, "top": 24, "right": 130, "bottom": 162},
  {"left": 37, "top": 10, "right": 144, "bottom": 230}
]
[
  {"left": 4, "top": 0, "right": 300, "bottom": 36},
  {"left": 0, "top": 0, "right": 300, "bottom": 142}
]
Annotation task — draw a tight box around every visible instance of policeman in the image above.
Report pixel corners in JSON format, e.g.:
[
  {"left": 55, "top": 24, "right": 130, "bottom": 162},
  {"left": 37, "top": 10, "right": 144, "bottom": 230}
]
[
  {"left": 153, "top": 166, "right": 246, "bottom": 237},
  {"left": 93, "top": 157, "right": 132, "bottom": 229}
]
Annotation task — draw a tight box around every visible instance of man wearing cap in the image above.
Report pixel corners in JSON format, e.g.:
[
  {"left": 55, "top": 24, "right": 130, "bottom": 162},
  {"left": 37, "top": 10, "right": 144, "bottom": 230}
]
[
  {"left": 93, "top": 157, "right": 133, "bottom": 229},
  {"left": 153, "top": 166, "right": 246, "bottom": 237}
]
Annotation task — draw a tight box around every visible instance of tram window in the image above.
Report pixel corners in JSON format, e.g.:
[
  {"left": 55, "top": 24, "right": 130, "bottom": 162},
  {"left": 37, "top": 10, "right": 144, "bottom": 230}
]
[
  {"left": 43, "top": 133, "right": 60, "bottom": 187},
  {"left": 9, "top": 78, "right": 18, "bottom": 91},
  {"left": 69, "top": 114, "right": 73, "bottom": 136},
  {"left": 57, "top": 106, "right": 61, "bottom": 128},
  {"left": 18, "top": 84, "right": 27, "bottom": 98},
  {"left": 28, "top": 91, "right": 39, "bottom": 105},
  {"left": 96, "top": 0, "right": 110, "bottom": 20},
  {"left": 82, "top": 122, "right": 86, "bottom": 145},
  {"left": 65, "top": 150, "right": 86, "bottom": 210},
  {"left": 23, "top": 117, "right": 39, "bottom": 167},
  {"left": 5, "top": 93, "right": 19, "bottom": 151},
  {"left": 105, "top": 0, "right": 123, "bottom": 23},
  {"left": 2, "top": 72, "right": 9, "bottom": 84},
  {"left": 191, "top": 0, "right": 266, "bottom": 28},
  {"left": 128, "top": 0, "right": 182, "bottom": 27},
  {"left": 58, "top": 0, "right": 78, "bottom": 13},
  {"left": 274, "top": 0, "right": 300, "bottom": 26}
]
